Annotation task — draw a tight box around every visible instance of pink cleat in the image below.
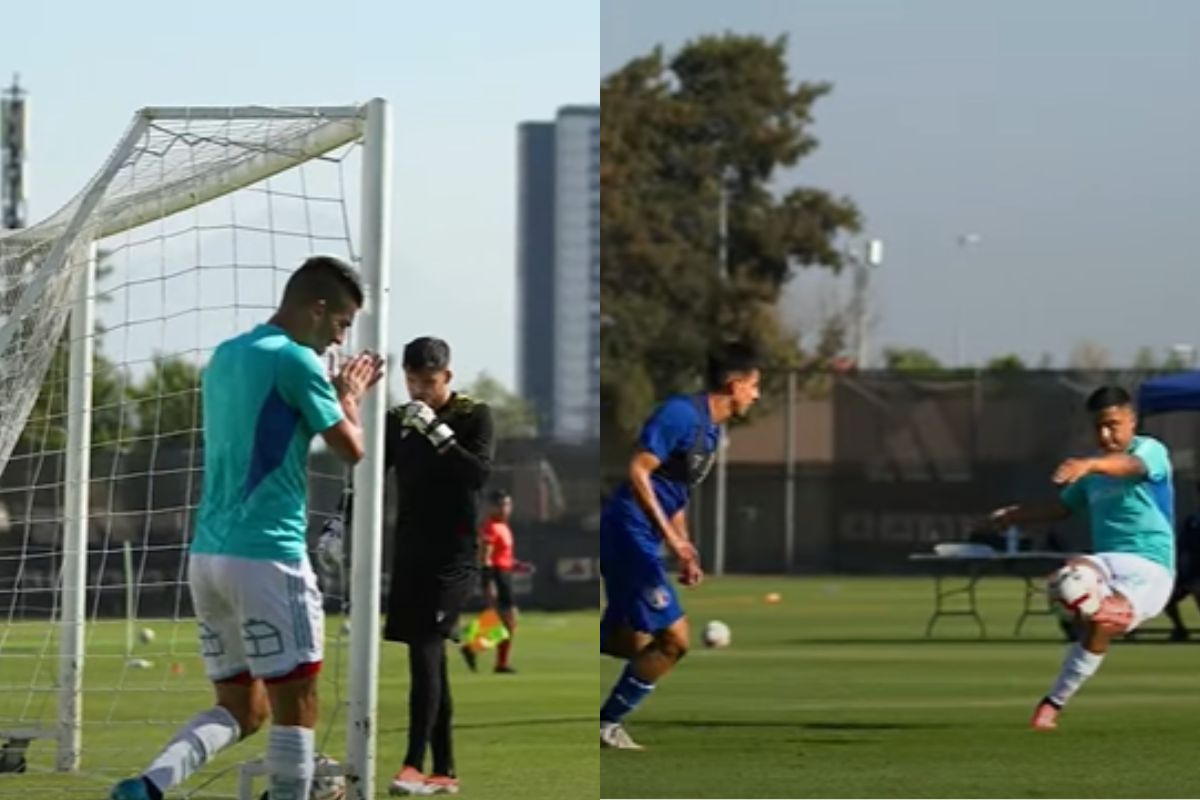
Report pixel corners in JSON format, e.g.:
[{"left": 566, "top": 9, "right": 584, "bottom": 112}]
[
  {"left": 1031, "top": 698, "right": 1061, "bottom": 731},
  {"left": 389, "top": 765, "right": 428, "bottom": 796}
]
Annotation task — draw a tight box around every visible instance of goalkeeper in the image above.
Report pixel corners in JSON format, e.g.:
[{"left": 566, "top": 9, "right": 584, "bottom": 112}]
[
  {"left": 383, "top": 337, "right": 494, "bottom": 797},
  {"left": 112, "top": 256, "right": 383, "bottom": 800}
]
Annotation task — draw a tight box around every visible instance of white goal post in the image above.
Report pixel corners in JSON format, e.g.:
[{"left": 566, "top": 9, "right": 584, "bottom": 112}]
[{"left": 0, "top": 100, "right": 390, "bottom": 800}]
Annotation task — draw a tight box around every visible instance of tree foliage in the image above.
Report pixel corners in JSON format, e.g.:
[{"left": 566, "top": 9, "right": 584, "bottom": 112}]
[
  {"left": 601, "top": 34, "right": 861, "bottom": 449},
  {"left": 126, "top": 355, "right": 203, "bottom": 448},
  {"left": 882, "top": 347, "right": 944, "bottom": 373},
  {"left": 463, "top": 372, "right": 537, "bottom": 440}
]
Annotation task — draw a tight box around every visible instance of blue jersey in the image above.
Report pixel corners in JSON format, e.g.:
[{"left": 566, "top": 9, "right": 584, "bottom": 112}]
[
  {"left": 600, "top": 394, "right": 719, "bottom": 636},
  {"left": 601, "top": 394, "right": 719, "bottom": 552},
  {"left": 191, "top": 324, "right": 344, "bottom": 561},
  {"left": 1059, "top": 435, "right": 1175, "bottom": 572}
]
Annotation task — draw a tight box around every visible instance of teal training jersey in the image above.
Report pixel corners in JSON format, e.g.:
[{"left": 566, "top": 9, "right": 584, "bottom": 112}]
[
  {"left": 1059, "top": 435, "right": 1175, "bottom": 572},
  {"left": 191, "top": 324, "right": 344, "bottom": 561}
]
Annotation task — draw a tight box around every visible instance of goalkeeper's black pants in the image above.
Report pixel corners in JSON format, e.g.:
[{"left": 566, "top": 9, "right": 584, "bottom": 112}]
[{"left": 405, "top": 634, "right": 454, "bottom": 777}]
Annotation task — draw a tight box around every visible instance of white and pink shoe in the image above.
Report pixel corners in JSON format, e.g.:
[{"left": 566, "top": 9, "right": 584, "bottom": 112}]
[{"left": 1031, "top": 698, "right": 1061, "bottom": 731}]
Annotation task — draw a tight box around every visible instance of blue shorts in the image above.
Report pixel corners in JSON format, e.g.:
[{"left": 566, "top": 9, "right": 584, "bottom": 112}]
[{"left": 600, "top": 533, "right": 684, "bottom": 638}]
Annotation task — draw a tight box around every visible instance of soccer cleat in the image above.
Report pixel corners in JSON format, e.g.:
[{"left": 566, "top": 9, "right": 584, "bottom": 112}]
[
  {"left": 459, "top": 644, "right": 477, "bottom": 673},
  {"left": 494, "top": 664, "right": 517, "bottom": 675},
  {"left": 601, "top": 721, "right": 644, "bottom": 750},
  {"left": 110, "top": 777, "right": 156, "bottom": 800},
  {"left": 389, "top": 765, "right": 429, "bottom": 796},
  {"left": 1030, "top": 698, "right": 1061, "bottom": 731},
  {"left": 424, "top": 775, "right": 460, "bottom": 795}
]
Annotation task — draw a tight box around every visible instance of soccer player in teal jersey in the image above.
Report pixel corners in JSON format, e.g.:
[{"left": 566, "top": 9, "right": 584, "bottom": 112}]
[
  {"left": 988, "top": 386, "right": 1175, "bottom": 730},
  {"left": 111, "top": 256, "right": 384, "bottom": 800}
]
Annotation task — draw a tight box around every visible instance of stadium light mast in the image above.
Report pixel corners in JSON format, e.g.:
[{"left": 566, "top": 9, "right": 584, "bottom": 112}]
[
  {"left": 713, "top": 165, "right": 737, "bottom": 576},
  {"left": 1, "top": 74, "right": 28, "bottom": 230},
  {"left": 846, "top": 238, "right": 884, "bottom": 368}
]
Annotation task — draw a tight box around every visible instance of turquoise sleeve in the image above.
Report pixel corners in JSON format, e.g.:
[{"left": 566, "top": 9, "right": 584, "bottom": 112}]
[
  {"left": 1131, "top": 437, "right": 1170, "bottom": 483},
  {"left": 277, "top": 346, "right": 344, "bottom": 434}
]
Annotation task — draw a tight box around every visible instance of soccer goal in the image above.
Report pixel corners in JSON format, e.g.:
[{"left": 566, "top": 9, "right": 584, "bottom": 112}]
[{"left": 0, "top": 101, "right": 390, "bottom": 798}]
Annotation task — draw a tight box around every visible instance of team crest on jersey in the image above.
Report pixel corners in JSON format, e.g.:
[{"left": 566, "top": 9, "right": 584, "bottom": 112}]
[
  {"left": 689, "top": 449, "right": 717, "bottom": 486},
  {"left": 645, "top": 586, "right": 671, "bottom": 610}
]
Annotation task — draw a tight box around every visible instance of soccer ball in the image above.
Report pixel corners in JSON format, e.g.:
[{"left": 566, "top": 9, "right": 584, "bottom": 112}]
[
  {"left": 311, "top": 754, "right": 346, "bottom": 800},
  {"left": 259, "top": 755, "right": 344, "bottom": 800},
  {"left": 1048, "top": 564, "right": 1105, "bottom": 619},
  {"left": 138, "top": 627, "right": 156, "bottom": 645},
  {"left": 701, "top": 620, "right": 731, "bottom": 649}
]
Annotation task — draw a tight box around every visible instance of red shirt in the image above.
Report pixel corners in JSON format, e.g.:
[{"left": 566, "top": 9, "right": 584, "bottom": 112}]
[{"left": 481, "top": 518, "right": 514, "bottom": 571}]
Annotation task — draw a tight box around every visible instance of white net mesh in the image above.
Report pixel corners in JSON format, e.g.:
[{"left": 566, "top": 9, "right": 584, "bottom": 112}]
[{"left": 0, "top": 106, "right": 368, "bottom": 796}]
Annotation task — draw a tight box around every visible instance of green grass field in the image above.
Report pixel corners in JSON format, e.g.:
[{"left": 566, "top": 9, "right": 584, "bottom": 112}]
[
  {"left": 0, "top": 610, "right": 596, "bottom": 798},
  {"left": 600, "top": 576, "right": 1200, "bottom": 799}
]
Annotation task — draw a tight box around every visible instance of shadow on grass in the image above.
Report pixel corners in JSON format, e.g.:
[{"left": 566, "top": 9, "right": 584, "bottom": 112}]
[
  {"left": 782, "top": 637, "right": 1069, "bottom": 646},
  {"left": 636, "top": 719, "right": 948, "bottom": 732},
  {"left": 380, "top": 715, "right": 594, "bottom": 734},
  {"left": 784, "top": 635, "right": 1198, "bottom": 646}
]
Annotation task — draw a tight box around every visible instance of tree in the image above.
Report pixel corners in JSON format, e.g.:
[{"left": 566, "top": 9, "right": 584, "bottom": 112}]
[
  {"left": 882, "top": 347, "right": 943, "bottom": 372},
  {"left": 985, "top": 353, "right": 1026, "bottom": 372},
  {"left": 601, "top": 34, "right": 861, "bottom": 447},
  {"left": 14, "top": 339, "right": 127, "bottom": 454},
  {"left": 126, "top": 355, "right": 203, "bottom": 449},
  {"left": 1068, "top": 340, "right": 1112, "bottom": 371},
  {"left": 14, "top": 247, "right": 129, "bottom": 454},
  {"left": 1162, "top": 349, "right": 1192, "bottom": 371},
  {"left": 1133, "top": 346, "right": 1159, "bottom": 370},
  {"left": 463, "top": 372, "right": 537, "bottom": 440}
]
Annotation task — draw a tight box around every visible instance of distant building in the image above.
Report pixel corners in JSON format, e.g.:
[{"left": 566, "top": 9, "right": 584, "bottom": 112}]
[{"left": 516, "top": 105, "right": 599, "bottom": 441}]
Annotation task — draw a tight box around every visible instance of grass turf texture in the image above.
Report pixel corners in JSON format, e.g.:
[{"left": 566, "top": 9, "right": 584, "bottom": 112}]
[
  {"left": 601, "top": 575, "right": 1200, "bottom": 798},
  {"left": 0, "top": 611, "right": 596, "bottom": 798}
]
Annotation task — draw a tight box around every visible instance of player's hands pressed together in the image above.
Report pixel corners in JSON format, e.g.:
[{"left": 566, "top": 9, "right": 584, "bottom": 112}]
[
  {"left": 1053, "top": 457, "right": 1094, "bottom": 486},
  {"left": 401, "top": 399, "right": 456, "bottom": 451},
  {"left": 334, "top": 350, "right": 385, "bottom": 399}
]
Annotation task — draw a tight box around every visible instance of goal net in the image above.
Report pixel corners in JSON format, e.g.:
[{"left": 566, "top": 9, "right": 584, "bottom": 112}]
[{"left": 0, "top": 102, "right": 389, "bottom": 798}]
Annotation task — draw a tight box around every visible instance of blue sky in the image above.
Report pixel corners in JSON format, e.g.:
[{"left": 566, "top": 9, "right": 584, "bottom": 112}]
[
  {"left": 604, "top": 0, "right": 1200, "bottom": 368},
  {"left": 6, "top": 0, "right": 598, "bottom": 392}
]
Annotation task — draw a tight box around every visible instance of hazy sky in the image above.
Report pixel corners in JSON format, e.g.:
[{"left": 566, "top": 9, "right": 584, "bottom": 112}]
[
  {"left": 603, "top": 0, "right": 1200, "bottom": 368},
  {"left": 6, "top": 0, "right": 598, "bottom": 393}
]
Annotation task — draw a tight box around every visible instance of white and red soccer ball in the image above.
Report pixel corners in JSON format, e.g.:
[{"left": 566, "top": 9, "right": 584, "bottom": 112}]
[{"left": 1048, "top": 563, "right": 1105, "bottom": 620}]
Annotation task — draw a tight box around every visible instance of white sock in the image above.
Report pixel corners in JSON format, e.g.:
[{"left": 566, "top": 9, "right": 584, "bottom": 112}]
[
  {"left": 266, "top": 725, "right": 315, "bottom": 800},
  {"left": 1047, "top": 643, "right": 1104, "bottom": 707},
  {"left": 143, "top": 705, "right": 241, "bottom": 792}
]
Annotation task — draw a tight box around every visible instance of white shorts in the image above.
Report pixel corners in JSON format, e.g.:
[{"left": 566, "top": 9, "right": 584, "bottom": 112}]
[
  {"left": 1076, "top": 552, "right": 1174, "bottom": 631},
  {"left": 188, "top": 553, "right": 324, "bottom": 682}
]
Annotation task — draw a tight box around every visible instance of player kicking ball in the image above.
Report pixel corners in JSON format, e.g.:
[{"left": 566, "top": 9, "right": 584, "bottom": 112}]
[
  {"left": 599, "top": 341, "right": 761, "bottom": 750},
  {"left": 988, "top": 386, "right": 1174, "bottom": 731}
]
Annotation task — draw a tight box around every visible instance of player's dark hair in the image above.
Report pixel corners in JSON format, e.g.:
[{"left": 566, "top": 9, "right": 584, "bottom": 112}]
[
  {"left": 403, "top": 336, "right": 451, "bottom": 371},
  {"left": 488, "top": 488, "right": 510, "bottom": 505},
  {"left": 282, "top": 255, "right": 364, "bottom": 309},
  {"left": 1085, "top": 385, "right": 1132, "bottom": 413},
  {"left": 705, "top": 340, "right": 761, "bottom": 391}
]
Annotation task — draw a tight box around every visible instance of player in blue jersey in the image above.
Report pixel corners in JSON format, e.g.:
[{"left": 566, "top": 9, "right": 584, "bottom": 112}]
[
  {"left": 987, "top": 386, "right": 1175, "bottom": 730},
  {"left": 111, "top": 256, "right": 384, "bottom": 800},
  {"left": 599, "top": 341, "right": 762, "bottom": 750}
]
